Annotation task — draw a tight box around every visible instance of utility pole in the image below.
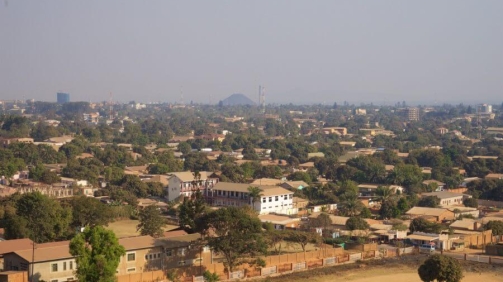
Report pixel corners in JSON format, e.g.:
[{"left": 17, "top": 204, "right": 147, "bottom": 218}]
[{"left": 30, "top": 240, "right": 36, "bottom": 282}]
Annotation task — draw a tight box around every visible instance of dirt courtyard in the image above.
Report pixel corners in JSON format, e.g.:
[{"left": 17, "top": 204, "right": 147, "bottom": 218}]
[
  {"left": 263, "top": 254, "right": 503, "bottom": 282},
  {"left": 316, "top": 266, "right": 502, "bottom": 282}
]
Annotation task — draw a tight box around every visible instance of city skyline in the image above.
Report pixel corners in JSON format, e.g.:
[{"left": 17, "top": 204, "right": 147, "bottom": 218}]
[{"left": 1, "top": 1, "right": 501, "bottom": 104}]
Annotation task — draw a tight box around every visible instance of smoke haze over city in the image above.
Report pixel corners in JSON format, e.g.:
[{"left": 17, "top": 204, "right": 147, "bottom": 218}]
[{"left": 0, "top": 1, "right": 502, "bottom": 105}]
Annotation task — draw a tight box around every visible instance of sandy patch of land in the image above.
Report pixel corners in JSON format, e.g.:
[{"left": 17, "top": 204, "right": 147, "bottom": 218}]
[
  {"left": 105, "top": 219, "right": 178, "bottom": 238},
  {"left": 317, "top": 266, "right": 502, "bottom": 282}
]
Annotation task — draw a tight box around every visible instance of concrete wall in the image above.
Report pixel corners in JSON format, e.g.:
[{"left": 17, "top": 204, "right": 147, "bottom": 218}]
[{"left": 0, "top": 271, "right": 28, "bottom": 282}]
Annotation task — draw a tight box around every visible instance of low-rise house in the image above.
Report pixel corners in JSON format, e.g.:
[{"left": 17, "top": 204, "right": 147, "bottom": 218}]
[
  {"left": 321, "top": 127, "right": 347, "bottom": 136},
  {"left": 258, "top": 214, "right": 301, "bottom": 230},
  {"left": 449, "top": 219, "right": 482, "bottom": 231},
  {"left": 448, "top": 207, "right": 480, "bottom": 218},
  {"left": 405, "top": 232, "right": 454, "bottom": 250},
  {"left": 420, "top": 191, "right": 470, "bottom": 207},
  {"left": 0, "top": 239, "right": 33, "bottom": 271},
  {"left": 3, "top": 233, "right": 208, "bottom": 282},
  {"left": 357, "top": 184, "right": 405, "bottom": 197},
  {"left": 422, "top": 180, "right": 445, "bottom": 191},
  {"left": 206, "top": 182, "right": 295, "bottom": 215},
  {"left": 297, "top": 162, "right": 314, "bottom": 171},
  {"left": 166, "top": 171, "right": 218, "bottom": 202},
  {"left": 485, "top": 173, "right": 503, "bottom": 180},
  {"left": 250, "top": 178, "right": 282, "bottom": 186},
  {"left": 280, "top": 181, "right": 308, "bottom": 190},
  {"left": 44, "top": 136, "right": 74, "bottom": 145},
  {"left": 405, "top": 207, "right": 455, "bottom": 222}
]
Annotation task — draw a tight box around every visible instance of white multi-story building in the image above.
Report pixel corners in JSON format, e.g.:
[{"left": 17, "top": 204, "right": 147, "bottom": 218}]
[
  {"left": 207, "top": 182, "right": 296, "bottom": 215},
  {"left": 166, "top": 171, "right": 218, "bottom": 201}
]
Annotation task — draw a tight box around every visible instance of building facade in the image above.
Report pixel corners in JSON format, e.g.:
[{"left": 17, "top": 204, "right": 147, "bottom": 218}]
[
  {"left": 166, "top": 171, "right": 218, "bottom": 202},
  {"left": 206, "top": 182, "right": 296, "bottom": 215},
  {"left": 56, "top": 93, "right": 70, "bottom": 104}
]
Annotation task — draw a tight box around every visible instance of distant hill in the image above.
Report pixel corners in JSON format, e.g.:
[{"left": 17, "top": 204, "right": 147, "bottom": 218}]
[{"left": 220, "top": 93, "right": 256, "bottom": 106}]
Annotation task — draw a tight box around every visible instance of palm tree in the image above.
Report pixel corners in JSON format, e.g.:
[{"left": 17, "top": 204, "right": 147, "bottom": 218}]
[
  {"left": 375, "top": 186, "right": 394, "bottom": 203},
  {"left": 247, "top": 186, "right": 263, "bottom": 211},
  {"left": 339, "top": 192, "right": 364, "bottom": 217}
]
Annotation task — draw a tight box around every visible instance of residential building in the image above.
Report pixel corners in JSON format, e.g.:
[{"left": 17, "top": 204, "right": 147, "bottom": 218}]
[
  {"left": 258, "top": 214, "right": 300, "bottom": 230},
  {"left": 321, "top": 127, "right": 347, "bottom": 136},
  {"left": 420, "top": 191, "right": 471, "bottom": 207},
  {"left": 280, "top": 181, "right": 309, "bottom": 190},
  {"left": 422, "top": 180, "right": 445, "bottom": 191},
  {"left": 83, "top": 112, "right": 100, "bottom": 124},
  {"left": 435, "top": 127, "right": 449, "bottom": 135},
  {"left": 56, "top": 93, "right": 70, "bottom": 104},
  {"left": 485, "top": 173, "right": 503, "bottom": 180},
  {"left": 447, "top": 207, "right": 480, "bottom": 218},
  {"left": 405, "top": 232, "right": 454, "bottom": 250},
  {"left": 406, "top": 107, "right": 419, "bottom": 121},
  {"left": 357, "top": 184, "right": 405, "bottom": 197},
  {"left": 405, "top": 207, "right": 454, "bottom": 222},
  {"left": 3, "top": 233, "right": 207, "bottom": 282},
  {"left": 166, "top": 171, "right": 218, "bottom": 202},
  {"left": 206, "top": 182, "right": 295, "bottom": 215}
]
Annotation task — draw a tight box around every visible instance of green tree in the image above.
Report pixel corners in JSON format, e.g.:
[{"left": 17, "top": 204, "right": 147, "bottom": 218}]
[
  {"left": 345, "top": 217, "right": 370, "bottom": 231},
  {"left": 463, "top": 198, "right": 478, "bottom": 208},
  {"left": 410, "top": 218, "right": 443, "bottom": 234},
  {"left": 247, "top": 186, "right": 263, "bottom": 211},
  {"left": 338, "top": 192, "right": 364, "bottom": 217},
  {"left": 286, "top": 230, "right": 320, "bottom": 252},
  {"left": 178, "top": 190, "right": 207, "bottom": 232},
  {"left": 418, "top": 254, "right": 463, "bottom": 282},
  {"left": 70, "top": 196, "right": 112, "bottom": 228},
  {"left": 137, "top": 205, "right": 165, "bottom": 238},
  {"left": 69, "top": 226, "right": 126, "bottom": 282},
  {"left": 485, "top": 220, "right": 503, "bottom": 235},
  {"left": 198, "top": 207, "right": 267, "bottom": 272},
  {"left": 418, "top": 196, "right": 440, "bottom": 208},
  {"left": 203, "top": 270, "right": 220, "bottom": 282},
  {"left": 5, "top": 192, "right": 72, "bottom": 242}
]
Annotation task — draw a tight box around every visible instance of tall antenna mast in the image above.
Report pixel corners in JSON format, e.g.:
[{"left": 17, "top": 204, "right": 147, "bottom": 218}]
[{"left": 261, "top": 86, "right": 266, "bottom": 114}]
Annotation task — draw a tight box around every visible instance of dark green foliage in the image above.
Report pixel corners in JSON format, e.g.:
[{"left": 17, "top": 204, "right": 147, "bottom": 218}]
[
  {"left": 409, "top": 218, "right": 443, "bottom": 234},
  {"left": 418, "top": 196, "right": 440, "bottom": 208},
  {"left": 5, "top": 192, "right": 72, "bottom": 242},
  {"left": 137, "top": 205, "right": 165, "bottom": 237},
  {"left": 345, "top": 217, "right": 370, "bottom": 231},
  {"left": 69, "top": 226, "right": 126, "bottom": 282},
  {"left": 418, "top": 254, "right": 463, "bottom": 282},
  {"left": 463, "top": 197, "right": 478, "bottom": 208},
  {"left": 198, "top": 207, "right": 267, "bottom": 272},
  {"left": 485, "top": 220, "right": 503, "bottom": 235},
  {"left": 69, "top": 196, "right": 112, "bottom": 228},
  {"left": 178, "top": 190, "right": 207, "bottom": 232}
]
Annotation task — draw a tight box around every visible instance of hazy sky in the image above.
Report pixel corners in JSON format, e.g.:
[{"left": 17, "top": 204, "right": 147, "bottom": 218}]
[{"left": 1, "top": 1, "right": 502, "bottom": 105}]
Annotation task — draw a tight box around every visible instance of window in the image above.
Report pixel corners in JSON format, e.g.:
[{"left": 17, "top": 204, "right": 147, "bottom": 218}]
[
  {"left": 178, "top": 248, "right": 186, "bottom": 256},
  {"left": 51, "top": 263, "right": 58, "bottom": 272},
  {"left": 63, "top": 262, "right": 67, "bottom": 271},
  {"left": 289, "top": 194, "right": 293, "bottom": 199},
  {"left": 275, "top": 196, "right": 279, "bottom": 201},
  {"left": 269, "top": 197, "right": 272, "bottom": 202},
  {"left": 127, "top": 267, "right": 136, "bottom": 272},
  {"left": 178, "top": 260, "right": 186, "bottom": 266},
  {"left": 69, "top": 261, "right": 73, "bottom": 270},
  {"left": 127, "top": 253, "right": 136, "bottom": 261},
  {"left": 166, "top": 249, "right": 172, "bottom": 256},
  {"left": 262, "top": 197, "right": 266, "bottom": 203}
]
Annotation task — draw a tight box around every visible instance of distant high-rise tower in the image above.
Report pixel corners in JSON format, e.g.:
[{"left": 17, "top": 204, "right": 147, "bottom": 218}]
[
  {"left": 57, "top": 92, "right": 70, "bottom": 104},
  {"left": 406, "top": 107, "right": 419, "bottom": 121},
  {"left": 258, "top": 85, "right": 265, "bottom": 113}
]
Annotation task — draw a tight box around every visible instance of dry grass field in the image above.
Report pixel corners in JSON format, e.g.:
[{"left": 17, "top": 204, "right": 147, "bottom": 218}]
[
  {"left": 263, "top": 253, "right": 503, "bottom": 282},
  {"left": 105, "top": 219, "right": 179, "bottom": 238}
]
